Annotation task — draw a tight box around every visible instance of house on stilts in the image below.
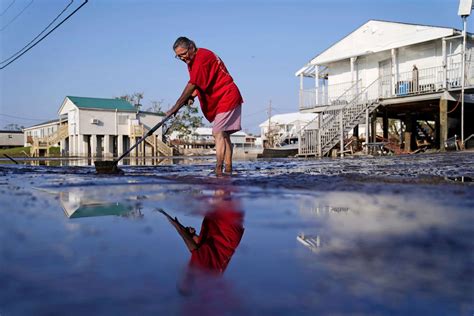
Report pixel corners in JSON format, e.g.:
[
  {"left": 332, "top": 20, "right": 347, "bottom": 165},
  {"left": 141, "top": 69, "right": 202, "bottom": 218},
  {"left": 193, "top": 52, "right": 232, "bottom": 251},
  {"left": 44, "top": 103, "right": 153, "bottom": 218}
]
[
  {"left": 24, "top": 96, "right": 173, "bottom": 157},
  {"left": 296, "top": 20, "right": 474, "bottom": 157}
]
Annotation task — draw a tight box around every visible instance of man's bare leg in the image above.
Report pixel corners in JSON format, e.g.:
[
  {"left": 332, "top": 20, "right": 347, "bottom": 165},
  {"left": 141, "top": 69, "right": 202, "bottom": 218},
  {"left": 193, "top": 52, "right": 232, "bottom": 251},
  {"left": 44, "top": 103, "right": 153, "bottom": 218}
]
[
  {"left": 223, "top": 132, "right": 233, "bottom": 173},
  {"left": 213, "top": 131, "right": 226, "bottom": 176}
]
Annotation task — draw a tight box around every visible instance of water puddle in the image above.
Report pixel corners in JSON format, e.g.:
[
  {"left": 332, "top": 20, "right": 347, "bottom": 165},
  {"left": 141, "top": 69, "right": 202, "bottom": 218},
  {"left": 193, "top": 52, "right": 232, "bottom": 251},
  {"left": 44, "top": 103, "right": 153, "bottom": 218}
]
[{"left": 0, "top": 152, "right": 473, "bottom": 314}]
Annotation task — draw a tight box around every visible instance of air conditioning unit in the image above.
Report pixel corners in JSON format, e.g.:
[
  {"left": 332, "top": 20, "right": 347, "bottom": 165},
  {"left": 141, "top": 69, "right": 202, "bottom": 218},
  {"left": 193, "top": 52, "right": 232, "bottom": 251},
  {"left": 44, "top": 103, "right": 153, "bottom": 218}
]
[{"left": 91, "top": 118, "right": 100, "bottom": 124}]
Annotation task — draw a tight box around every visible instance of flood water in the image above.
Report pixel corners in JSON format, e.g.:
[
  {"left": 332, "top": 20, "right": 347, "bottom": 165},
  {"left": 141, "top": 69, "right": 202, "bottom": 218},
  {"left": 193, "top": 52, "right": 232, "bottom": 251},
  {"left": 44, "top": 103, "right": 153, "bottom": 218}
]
[{"left": 0, "top": 152, "right": 473, "bottom": 315}]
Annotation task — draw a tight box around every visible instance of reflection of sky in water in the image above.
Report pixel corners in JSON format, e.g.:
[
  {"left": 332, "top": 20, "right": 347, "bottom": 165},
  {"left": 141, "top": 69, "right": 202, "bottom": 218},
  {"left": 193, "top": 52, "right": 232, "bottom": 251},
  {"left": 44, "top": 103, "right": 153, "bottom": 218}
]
[
  {"left": 0, "top": 153, "right": 473, "bottom": 315},
  {"left": 296, "top": 192, "right": 473, "bottom": 313}
]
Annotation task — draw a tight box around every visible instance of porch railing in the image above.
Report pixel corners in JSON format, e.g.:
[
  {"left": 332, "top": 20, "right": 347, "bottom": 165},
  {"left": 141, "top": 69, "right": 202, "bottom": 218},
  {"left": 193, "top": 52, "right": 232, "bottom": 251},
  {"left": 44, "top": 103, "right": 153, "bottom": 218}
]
[
  {"left": 299, "top": 80, "right": 361, "bottom": 110},
  {"left": 299, "top": 78, "right": 381, "bottom": 156},
  {"left": 299, "top": 61, "right": 474, "bottom": 111},
  {"left": 298, "top": 79, "right": 370, "bottom": 155}
]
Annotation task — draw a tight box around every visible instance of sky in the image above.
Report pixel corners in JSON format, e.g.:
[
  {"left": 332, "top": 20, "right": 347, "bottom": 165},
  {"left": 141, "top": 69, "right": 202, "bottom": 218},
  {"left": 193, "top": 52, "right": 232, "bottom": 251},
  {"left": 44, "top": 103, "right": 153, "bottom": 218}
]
[{"left": 0, "top": 0, "right": 471, "bottom": 134}]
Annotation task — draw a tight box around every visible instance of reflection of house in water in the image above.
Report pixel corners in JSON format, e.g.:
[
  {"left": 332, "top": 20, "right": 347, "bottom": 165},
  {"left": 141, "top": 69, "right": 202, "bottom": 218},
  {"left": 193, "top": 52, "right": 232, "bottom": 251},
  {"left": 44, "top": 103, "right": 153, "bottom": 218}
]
[
  {"left": 297, "top": 201, "right": 350, "bottom": 252},
  {"left": 60, "top": 191, "right": 141, "bottom": 219},
  {"left": 297, "top": 233, "right": 321, "bottom": 253},
  {"left": 299, "top": 199, "right": 351, "bottom": 217}
]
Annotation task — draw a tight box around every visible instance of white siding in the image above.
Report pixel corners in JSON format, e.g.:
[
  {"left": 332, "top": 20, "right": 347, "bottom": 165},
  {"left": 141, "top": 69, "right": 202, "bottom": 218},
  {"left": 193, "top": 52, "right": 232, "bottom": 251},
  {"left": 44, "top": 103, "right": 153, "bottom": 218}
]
[
  {"left": 78, "top": 109, "right": 135, "bottom": 136},
  {"left": 58, "top": 98, "right": 76, "bottom": 116},
  {"left": 0, "top": 132, "right": 24, "bottom": 147},
  {"left": 136, "top": 113, "right": 164, "bottom": 136},
  {"left": 23, "top": 122, "right": 59, "bottom": 146}
]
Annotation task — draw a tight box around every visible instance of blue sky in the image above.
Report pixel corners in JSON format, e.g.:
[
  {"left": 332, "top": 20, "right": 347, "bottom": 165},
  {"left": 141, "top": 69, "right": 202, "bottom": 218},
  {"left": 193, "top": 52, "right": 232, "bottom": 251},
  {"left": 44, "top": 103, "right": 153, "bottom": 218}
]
[{"left": 0, "top": 0, "right": 470, "bottom": 134}]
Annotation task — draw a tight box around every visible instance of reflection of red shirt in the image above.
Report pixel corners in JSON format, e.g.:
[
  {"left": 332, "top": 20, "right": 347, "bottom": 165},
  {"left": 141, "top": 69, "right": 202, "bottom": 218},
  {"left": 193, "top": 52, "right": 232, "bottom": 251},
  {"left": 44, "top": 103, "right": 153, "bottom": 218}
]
[
  {"left": 188, "top": 48, "right": 243, "bottom": 122},
  {"left": 189, "top": 201, "right": 244, "bottom": 273}
]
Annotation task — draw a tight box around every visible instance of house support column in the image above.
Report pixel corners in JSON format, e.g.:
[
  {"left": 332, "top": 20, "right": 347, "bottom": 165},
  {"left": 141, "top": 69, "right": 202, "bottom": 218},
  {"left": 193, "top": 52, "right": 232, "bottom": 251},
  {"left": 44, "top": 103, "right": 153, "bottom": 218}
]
[
  {"left": 69, "top": 135, "right": 75, "bottom": 156},
  {"left": 315, "top": 66, "right": 319, "bottom": 106},
  {"left": 80, "top": 135, "right": 88, "bottom": 157},
  {"left": 353, "top": 125, "right": 359, "bottom": 138},
  {"left": 442, "top": 39, "right": 447, "bottom": 89},
  {"left": 117, "top": 135, "right": 124, "bottom": 157},
  {"left": 104, "top": 135, "right": 112, "bottom": 158},
  {"left": 60, "top": 139, "right": 67, "bottom": 156},
  {"left": 340, "top": 110, "right": 344, "bottom": 157},
  {"left": 90, "top": 135, "right": 97, "bottom": 157},
  {"left": 383, "top": 111, "right": 389, "bottom": 140},
  {"left": 317, "top": 114, "right": 322, "bottom": 157},
  {"left": 351, "top": 57, "right": 357, "bottom": 95},
  {"left": 439, "top": 97, "right": 448, "bottom": 151},
  {"left": 365, "top": 107, "right": 369, "bottom": 154},
  {"left": 68, "top": 135, "right": 72, "bottom": 156},
  {"left": 371, "top": 114, "right": 377, "bottom": 142},
  {"left": 391, "top": 48, "right": 398, "bottom": 96},
  {"left": 299, "top": 74, "right": 303, "bottom": 108},
  {"left": 403, "top": 114, "right": 417, "bottom": 152}
]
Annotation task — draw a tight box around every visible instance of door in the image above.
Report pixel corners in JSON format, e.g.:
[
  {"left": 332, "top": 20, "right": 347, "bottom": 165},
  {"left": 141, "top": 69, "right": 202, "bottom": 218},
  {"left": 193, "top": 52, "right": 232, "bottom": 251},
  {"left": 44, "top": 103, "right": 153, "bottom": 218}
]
[{"left": 378, "top": 59, "right": 392, "bottom": 98}]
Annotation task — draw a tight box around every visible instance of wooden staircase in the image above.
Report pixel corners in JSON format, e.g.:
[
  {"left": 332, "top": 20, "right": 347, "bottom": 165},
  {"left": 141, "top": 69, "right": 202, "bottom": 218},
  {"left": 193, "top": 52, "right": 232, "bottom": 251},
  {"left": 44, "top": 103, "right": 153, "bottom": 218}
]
[
  {"left": 129, "top": 124, "right": 173, "bottom": 157},
  {"left": 30, "top": 124, "right": 68, "bottom": 157}
]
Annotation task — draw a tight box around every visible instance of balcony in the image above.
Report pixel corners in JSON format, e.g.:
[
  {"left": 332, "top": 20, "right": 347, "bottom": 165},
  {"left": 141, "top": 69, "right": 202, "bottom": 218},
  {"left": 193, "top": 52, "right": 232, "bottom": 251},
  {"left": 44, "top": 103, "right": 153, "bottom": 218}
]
[
  {"left": 299, "top": 62, "right": 474, "bottom": 110},
  {"left": 299, "top": 80, "right": 361, "bottom": 110}
]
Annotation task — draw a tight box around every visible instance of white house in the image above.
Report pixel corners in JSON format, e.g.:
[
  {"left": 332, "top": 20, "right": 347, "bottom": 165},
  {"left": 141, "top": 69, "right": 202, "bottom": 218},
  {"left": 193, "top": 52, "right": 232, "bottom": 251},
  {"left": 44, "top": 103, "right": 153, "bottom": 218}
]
[
  {"left": 259, "top": 112, "right": 317, "bottom": 147},
  {"left": 0, "top": 130, "right": 24, "bottom": 148},
  {"left": 170, "top": 127, "right": 249, "bottom": 146},
  {"left": 25, "top": 96, "right": 172, "bottom": 157},
  {"left": 23, "top": 119, "right": 59, "bottom": 145},
  {"left": 169, "top": 127, "right": 257, "bottom": 155},
  {"left": 296, "top": 20, "right": 474, "bottom": 156}
]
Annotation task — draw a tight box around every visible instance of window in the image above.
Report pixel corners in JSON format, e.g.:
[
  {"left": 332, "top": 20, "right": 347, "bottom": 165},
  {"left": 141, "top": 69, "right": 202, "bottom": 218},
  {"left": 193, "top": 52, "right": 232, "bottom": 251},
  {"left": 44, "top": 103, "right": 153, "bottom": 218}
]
[{"left": 118, "top": 115, "right": 128, "bottom": 125}]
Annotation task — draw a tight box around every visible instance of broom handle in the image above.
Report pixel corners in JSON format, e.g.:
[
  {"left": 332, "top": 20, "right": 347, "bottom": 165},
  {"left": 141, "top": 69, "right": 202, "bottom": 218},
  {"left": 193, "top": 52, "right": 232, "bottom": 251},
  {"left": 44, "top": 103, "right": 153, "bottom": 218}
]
[{"left": 115, "top": 114, "right": 173, "bottom": 163}]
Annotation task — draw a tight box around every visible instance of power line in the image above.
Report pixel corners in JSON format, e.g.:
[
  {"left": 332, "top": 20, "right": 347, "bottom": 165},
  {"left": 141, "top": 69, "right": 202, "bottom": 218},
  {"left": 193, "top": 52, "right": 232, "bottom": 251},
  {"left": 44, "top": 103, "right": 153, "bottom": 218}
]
[
  {"left": 0, "top": 0, "right": 16, "bottom": 17},
  {"left": 0, "top": 113, "right": 51, "bottom": 121},
  {"left": 0, "top": 0, "right": 34, "bottom": 32},
  {"left": 0, "top": 0, "right": 88, "bottom": 70},
  {"left": 0, "top": 0, "right": 74, "bottom": 65}
]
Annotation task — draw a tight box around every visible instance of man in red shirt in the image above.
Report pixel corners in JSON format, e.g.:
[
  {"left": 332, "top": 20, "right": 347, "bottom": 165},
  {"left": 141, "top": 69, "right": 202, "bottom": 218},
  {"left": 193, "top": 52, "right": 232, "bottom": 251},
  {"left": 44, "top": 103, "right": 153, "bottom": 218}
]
[
  {"left": 158, "top": 188, "right": 245, "bottom": 296},
  {"left": 166, "top": 37, "right": 243, "bottom": 176}
]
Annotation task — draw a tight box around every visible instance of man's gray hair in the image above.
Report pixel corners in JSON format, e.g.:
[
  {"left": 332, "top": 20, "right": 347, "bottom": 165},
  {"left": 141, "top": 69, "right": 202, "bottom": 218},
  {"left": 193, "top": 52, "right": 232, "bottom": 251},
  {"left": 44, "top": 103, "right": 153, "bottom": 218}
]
[{"left": 173, "top": 37, "right": 196, "bottom": 51}]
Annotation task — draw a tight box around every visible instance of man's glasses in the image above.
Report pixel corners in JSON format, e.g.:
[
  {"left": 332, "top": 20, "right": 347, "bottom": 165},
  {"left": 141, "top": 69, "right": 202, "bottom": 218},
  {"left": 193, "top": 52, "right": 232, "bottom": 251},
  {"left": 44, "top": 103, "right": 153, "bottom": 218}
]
[{"left": 175, "top": 48, "right": 190, "bottom": 60}]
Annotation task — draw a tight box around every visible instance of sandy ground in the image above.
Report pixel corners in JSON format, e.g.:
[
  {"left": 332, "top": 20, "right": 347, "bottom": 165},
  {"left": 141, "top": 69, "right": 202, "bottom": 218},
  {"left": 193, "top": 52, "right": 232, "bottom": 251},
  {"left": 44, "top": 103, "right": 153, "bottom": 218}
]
[{"left": 0, "top": 151, "right": 473, "bottom": 315}]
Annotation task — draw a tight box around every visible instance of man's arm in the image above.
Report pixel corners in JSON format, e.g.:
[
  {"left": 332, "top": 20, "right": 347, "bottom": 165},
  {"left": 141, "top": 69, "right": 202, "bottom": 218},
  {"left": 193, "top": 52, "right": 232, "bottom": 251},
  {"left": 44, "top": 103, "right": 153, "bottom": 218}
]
[
  {"left": 158, "top": 209, "right": 199, "bottom": 251},
  {"left": 174, "top": 222, "right": 199, "bottom": 252},
  {"left": 166, "top": 83, "right": 196, "bottom": 117}
]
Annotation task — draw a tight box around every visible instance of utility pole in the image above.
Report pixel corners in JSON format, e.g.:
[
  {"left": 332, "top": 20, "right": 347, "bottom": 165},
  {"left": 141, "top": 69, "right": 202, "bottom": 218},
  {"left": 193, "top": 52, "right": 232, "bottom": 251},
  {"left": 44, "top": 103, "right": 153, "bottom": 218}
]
[
  {"left": 458, "top": 0, "right": 472, "bottom": 146},
  {"left": 267, "top": 100, "right": 273, "bottom": 148}
]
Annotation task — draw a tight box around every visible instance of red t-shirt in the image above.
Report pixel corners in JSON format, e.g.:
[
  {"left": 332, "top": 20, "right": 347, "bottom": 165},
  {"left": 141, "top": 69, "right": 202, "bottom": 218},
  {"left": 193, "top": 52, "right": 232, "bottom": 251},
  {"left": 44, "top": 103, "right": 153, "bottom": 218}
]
[
  {"left": 189, "top": 201, "right": 245, "bottom": 274},
  {"left": 188, "top": 48, "right": 243, "bottom": 122}
]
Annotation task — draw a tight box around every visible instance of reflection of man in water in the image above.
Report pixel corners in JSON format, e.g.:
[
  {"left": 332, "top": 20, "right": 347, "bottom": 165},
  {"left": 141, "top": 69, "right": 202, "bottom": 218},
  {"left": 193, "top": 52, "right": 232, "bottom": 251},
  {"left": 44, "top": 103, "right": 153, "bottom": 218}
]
[{"left": 159, "top": 189, "right": 244, "bottom": 293}]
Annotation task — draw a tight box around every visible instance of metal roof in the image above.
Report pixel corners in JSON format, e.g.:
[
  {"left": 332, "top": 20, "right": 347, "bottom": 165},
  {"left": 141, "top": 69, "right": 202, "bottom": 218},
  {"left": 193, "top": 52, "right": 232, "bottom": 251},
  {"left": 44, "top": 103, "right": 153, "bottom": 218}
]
[
  {"left": 67, "top": 96, "right": 136, "bottom": 111},
  {"left": 0, "top": 130, "right": 23, "bottom": 134},
  {"left": 296, "top": 19, "right": 462, "bottom": 76},
  {"left": 259, "top": 112, "right": 317, "bottom": 127},
  {"left": 23, "top": 119, "right": 60, "bottom": 130}
]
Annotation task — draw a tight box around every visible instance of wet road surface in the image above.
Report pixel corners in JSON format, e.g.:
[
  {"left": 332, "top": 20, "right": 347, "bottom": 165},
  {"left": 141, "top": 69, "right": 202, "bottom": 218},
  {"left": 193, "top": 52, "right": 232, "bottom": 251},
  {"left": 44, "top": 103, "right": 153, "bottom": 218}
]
[{"left": 0, "top": 152, "right": 473, "bottom": 315}]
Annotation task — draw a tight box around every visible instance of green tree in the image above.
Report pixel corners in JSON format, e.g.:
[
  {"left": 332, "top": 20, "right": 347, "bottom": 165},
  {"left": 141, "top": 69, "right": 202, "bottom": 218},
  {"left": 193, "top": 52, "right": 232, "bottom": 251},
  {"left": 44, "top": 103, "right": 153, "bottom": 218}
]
[
  {"left": 115, "top": 92, "right": 202, "bottom": 142},
  {"left": 3, "top": 123, "right": 24, "bottom": 131},
  {"left": 116, "top": 92, "right": 144, "bottom": 110},
  {"left": 146, "top": 99, "right": 166, "bottom": 115},
  {"left": 162, "top": 103, "right": 202, "bottom": 142}
]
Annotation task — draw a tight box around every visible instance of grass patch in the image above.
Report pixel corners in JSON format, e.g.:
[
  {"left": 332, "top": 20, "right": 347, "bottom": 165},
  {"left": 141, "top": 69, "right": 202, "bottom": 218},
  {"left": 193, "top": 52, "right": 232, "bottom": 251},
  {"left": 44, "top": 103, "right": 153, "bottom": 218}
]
[
  {"left": 0, "top": 146, "right": 61, "bottom": 157},
  {"left": 0, "top": 147, "right": 30, "bottom": 157}
]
